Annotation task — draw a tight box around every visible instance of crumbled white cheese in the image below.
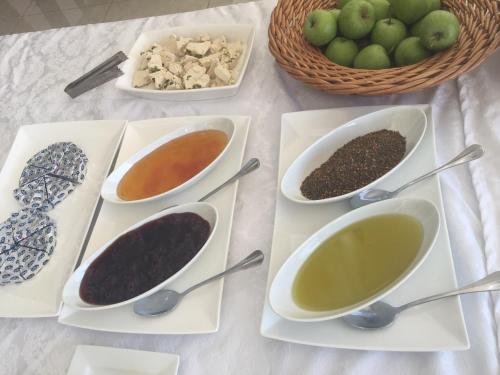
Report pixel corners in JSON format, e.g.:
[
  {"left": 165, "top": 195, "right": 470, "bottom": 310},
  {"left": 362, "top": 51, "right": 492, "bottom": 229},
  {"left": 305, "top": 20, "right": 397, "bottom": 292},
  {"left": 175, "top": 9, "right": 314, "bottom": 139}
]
[
  {"left": 164, "top": 35, "right": 179, "bottom": 55},
  {"left": 134, "top": 33, "right": 244, "bottom": 91},
  {"left": 139, "top": 56, "right": 149, "bottom": 70},
  {"left": 219, "top": 44, "right": 242, "bottom": 69},
  {"left": 159, "top": 50, "right": 177, "bottom": 65},
  {"left": 187, "top": 64, "right": 206, "bottom": 77},
  {"left": 210, "top": 78, "right": 227, "bottom": 87},
  {"left": 181, "top": 54, "right": 198, "bottom": 64},
  {"left": 168, "top": 62, "right": 183, "bottom": 76},
  {"left": 207, "top": 59, "right": 218, "bottom": 79},
  {"left": 149, "top": 69, "right": 166, "bottom": 89},
  {"left": 147, "top": 54, "right": 163, "bottom": 71},
  {"left": 214, "top": 64, "right": 232, "bottom": 84},
  {"left": 186, "top": 41, "right": 211, "bottom": 57},
  {"left": 132, "top": 70, "right": 152, "bottom": 87},
  {"left": 196, "top": 74, "right": 210, "bottom": 88},
  {"left": 184, "top": 73, "right": 210, "bottom": 89},
  {"left": 199, "top": 53, "right": 220, "bottom": 68},
  {"left": 177, "top": 37, "right": 192, "bottom": 54},
  {"left": 182, "top": 73, "right": 197, "bottom": 89},
  {"left": 150, "top": 43, "right": 163, "bottom": 52},
  {"left": 166, "top": 75, "right": 183, "bottom": 90},
  {"left": 210, "top": 36, "right": 227, "bottom": 53}
]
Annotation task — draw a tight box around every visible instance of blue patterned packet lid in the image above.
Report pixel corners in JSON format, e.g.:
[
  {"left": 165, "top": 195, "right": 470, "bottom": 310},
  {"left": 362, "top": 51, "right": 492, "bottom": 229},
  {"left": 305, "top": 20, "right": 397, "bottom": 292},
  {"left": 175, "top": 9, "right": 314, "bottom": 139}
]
[
  {"left": 13, "top": 142, "right": 88, "bottom": 211},
  {"left": 0, "top": 208, "right": 57, "bottom": 286}
]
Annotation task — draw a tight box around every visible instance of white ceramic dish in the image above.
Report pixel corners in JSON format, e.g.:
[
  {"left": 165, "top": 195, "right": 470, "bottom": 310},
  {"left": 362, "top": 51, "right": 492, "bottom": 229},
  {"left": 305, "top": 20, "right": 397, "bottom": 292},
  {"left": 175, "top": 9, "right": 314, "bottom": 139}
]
[
  {"left": 281, "top": 106, "right": 427, "bottom": 205},
  {"left": 67, "top": 345, "right": 179, "bottom": 375},
  {"left": 63, "top": 202, "right": 218, "bottom": 311},
  {"left": 101, "top": 117, "right": 235, "bottom": 204},
  {"left": 260, "top": 105, "right": 469, "bottom": 351},
  {"left": 270, "top": 198, "right": 439, "bottom": 322},
  {"left": 58, "top": 115, "right": 250, "bottom": 334},
  {"left": 116, "top": 24, "right": 255, "bottom": 101},
  {"left": 0, "top": 120, "right": 125, "bottom": 318}
]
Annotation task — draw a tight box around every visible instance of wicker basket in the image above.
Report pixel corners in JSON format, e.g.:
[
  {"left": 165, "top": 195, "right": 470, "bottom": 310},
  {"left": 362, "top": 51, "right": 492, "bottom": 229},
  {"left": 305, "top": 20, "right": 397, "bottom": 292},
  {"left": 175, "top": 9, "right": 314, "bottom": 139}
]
[{"left": 268, "top": 0, "right": 500, "bottom": 96}]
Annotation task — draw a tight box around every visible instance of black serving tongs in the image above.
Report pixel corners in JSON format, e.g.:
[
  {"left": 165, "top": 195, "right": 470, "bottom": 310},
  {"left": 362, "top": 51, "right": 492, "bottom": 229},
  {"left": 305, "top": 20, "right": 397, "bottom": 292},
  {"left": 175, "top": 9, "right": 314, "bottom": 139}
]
[{"left": 64, "top": 51, "right": 128, "bottom": 98}]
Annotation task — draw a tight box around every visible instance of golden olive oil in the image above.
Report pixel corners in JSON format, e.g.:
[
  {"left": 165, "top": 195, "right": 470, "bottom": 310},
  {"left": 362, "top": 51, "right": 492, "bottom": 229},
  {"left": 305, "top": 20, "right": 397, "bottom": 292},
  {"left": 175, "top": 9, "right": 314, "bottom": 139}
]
[{"left": 292, "top": 214, "right": 423, "bottom": 311}]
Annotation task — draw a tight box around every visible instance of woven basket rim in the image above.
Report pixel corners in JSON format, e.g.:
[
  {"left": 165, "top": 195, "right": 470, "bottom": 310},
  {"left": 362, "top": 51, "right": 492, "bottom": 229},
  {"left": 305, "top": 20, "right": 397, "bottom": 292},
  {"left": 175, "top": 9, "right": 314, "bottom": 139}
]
[{"left": 268, "top": 0, "right": 500, "bottom": 95}]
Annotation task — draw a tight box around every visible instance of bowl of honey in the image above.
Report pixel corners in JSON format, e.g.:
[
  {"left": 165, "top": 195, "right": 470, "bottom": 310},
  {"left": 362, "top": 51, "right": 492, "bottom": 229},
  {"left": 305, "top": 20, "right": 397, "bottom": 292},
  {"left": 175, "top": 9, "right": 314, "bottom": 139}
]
[
  {"left": 269, "top": 198, "right": 440, "bottom": 322},
  {"left": 101, "top": 118, "right": 235, "bottom": 204}
]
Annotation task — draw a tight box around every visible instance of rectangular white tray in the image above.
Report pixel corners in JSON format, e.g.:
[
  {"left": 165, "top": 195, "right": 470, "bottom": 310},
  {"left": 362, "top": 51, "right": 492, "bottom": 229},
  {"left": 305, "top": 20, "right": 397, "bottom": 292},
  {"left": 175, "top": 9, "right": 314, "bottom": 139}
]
[
  {"left": 67, "top": 345, "right": 179, "bottom": 375},
  {"left": 116, "top": 24, "right": 255, "bottom": 101},
  {"left": 260, "top": 105, "right": 469, "bottom": 351},
  {"left": 0, "top": 120, "right": 126, "bottom": 317},
  {"left": 58, "top": 115, "right": 250, "bottom": 334}
]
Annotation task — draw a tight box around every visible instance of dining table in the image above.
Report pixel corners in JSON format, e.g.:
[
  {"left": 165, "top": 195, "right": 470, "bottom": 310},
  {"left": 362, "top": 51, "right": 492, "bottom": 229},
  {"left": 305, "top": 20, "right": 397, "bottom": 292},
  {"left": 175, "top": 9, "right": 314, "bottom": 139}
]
[{"left": 0, "top": 0, "right": 499, "bottom": 374}]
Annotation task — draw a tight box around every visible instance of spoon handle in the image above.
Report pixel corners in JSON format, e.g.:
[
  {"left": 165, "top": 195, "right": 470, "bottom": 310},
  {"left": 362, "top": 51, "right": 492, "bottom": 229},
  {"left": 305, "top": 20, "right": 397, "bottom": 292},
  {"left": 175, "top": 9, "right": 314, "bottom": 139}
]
[
  {"left": 398, "top": 271, "right": 500, "bottom": 312},
  {"left": 393, "top": 144, "right": 484, "bottom": 195},
  {"left": 181, "top": 250, "right": 264, "bottom": 296},
  {"left": 198, "top": 158, "right": 260, "bottom": 202}
]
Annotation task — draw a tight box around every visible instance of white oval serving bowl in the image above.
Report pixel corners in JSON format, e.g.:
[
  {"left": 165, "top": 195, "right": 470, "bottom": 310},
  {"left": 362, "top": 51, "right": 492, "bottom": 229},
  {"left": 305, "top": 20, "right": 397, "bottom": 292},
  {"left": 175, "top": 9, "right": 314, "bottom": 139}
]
[
  {"left": 281, "top": 106, "right": 427, "bottom": 205},
  {"left": 269, "top": 198, "right": 440, "bottom": 322},
  {"left": 115, "top": 24, "right": 255, "bottom": 101},
  {"left": 101, "top": 117, "right": 235, "bottom": 204},
  {"left": 62, "top": 202, "right": 218, "bottom": 311}
]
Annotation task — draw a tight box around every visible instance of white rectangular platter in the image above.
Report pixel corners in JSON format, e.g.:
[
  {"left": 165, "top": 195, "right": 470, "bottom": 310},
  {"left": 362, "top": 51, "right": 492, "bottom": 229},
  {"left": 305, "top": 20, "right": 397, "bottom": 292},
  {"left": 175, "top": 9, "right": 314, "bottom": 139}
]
[
  {"left": 115, "top": 24, "right": 255, "bottom": 101},
  {"left": 67, "top": 345, "right": 179, "bottom": 375},
  {"left": 59, "top": 115, "right": 250, "bottom": 334},
  {"left": 260, "top": 105, "right": 470, "bottom": 351},
  {"left": 0, "top": 120, "right": 126, "bottom": 317}
]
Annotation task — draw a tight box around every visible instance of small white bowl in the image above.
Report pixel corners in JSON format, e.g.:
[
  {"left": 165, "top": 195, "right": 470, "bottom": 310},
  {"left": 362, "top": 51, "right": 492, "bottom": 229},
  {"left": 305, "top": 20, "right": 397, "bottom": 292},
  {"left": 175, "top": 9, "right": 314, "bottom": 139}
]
[
  {"left": 62, "top": 202, "right": 218, "bottom": 311},
  {"left": 269, "top": 198, "right": 440, "bottom": 322},
  {"left": 101, "top": 117, "right": 235, "bottom": 204},
  {"left": 116, "top": 24, "right": 255, "bottom": 101},
  {"left": 281, "top": 106, "right": 427, "bottom": 205}
]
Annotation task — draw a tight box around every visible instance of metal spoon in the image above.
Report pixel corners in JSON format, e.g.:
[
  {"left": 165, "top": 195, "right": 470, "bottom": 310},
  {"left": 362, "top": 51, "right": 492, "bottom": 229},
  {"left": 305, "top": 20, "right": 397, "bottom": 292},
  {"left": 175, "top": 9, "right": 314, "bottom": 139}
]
[
  {"left": 134, "top": 250, "right": 264, "bottom": 316},
  {"left": 349, "top": 144, "right": 484, "bottom": 209},
  {"left": 198, "top": 158, "right": 260, "bottom": 202},
  {"left": 159, "top": 158, "right": 260, "bottom": 211},
  {"left": 342, "top": 271, "right": 500, "bottom": 329}
]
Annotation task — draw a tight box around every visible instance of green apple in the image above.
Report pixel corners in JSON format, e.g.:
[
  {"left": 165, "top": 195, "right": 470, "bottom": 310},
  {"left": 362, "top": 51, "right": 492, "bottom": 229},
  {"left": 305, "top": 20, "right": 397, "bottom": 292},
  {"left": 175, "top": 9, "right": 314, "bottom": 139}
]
[
  {"left": 394, "top": 36, "right": 431, "bottom": 65},
  {"left": 392, "top": 0, "right": 429, "bottom": 25},
  {"left": 339, "top": 0, "right": 376, "bottom": 39},
  {"left": 353, "top": 44, "right": 391, "bottom": 69},
  {"left": 410, "top": 18, "right": 424, "bottom": 36},
  {"left": 325, "top": 37, "right": 359, "bottom": 66},
  {"left": 417, "top": 10, "right": 460, "bottom": 51},
  {"left": 303, "top": 9, "right": 337, "bottom": 47},
  {"left": 330, "top": 8, "right": 341, "bottom": 21},
  {"left": 337, "top": 0, "right": 352, "bottom": 8},
  {"left": 371, "top": 18, "right": 407, "bottom": 53},
  {"left": 367, "top": 0, "right": 391, "bottom": 20},
  {"left": 428, "top": 0, "right": 440, "bottom": 11}
]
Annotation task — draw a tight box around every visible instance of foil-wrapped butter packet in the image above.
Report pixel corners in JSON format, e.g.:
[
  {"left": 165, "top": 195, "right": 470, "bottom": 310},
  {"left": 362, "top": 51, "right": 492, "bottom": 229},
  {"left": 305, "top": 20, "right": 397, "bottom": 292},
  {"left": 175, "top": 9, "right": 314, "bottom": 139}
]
[
  {"left": 13, "top": 142, "right": 88, "bottom": 211},
  {"left": 0, "top": 208, "right": 57, "bottom": 286}
]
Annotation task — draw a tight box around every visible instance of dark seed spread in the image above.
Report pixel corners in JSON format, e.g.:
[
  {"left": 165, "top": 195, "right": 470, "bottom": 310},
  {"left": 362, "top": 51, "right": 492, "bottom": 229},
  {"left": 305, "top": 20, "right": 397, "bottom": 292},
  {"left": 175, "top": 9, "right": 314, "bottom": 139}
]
[
  {"left": 300, "top": 130, "right": 406, "bottom": 200},
  {"left": 79, "top": 212, "right": 210, "bottom": 305}
]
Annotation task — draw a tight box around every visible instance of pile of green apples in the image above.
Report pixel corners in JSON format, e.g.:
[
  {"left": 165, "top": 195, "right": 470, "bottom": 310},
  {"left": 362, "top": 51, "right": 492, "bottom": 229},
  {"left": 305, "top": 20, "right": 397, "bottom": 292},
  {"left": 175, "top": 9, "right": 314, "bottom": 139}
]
[{"left": 303, "top": 0, "right": 460, "bottom": 69}]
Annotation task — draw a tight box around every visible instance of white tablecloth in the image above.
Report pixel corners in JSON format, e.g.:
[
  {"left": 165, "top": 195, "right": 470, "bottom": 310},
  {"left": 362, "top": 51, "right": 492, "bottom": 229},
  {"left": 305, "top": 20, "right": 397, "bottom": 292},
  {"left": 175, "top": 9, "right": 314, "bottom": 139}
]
[{"left": 0, "top": 1, "right": 499, "bottom": 374}]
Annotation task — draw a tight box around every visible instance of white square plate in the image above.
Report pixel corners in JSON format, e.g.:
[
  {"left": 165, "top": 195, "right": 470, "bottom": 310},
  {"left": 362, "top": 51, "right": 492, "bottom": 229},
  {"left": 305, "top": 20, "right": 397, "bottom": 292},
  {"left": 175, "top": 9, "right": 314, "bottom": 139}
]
[
  {"left": 115, "top": 24, "right": 255, "bottom": 101},
  {"left": 67, "top": 345, "right": 179, "bottom": 375},
  {"left": 260, "top": 105, "right": 470, "bottom": 351},
  {"left": 58, "top": 115, "right": 250, "bottom": 333},
  {"left": 0, "top": 120, "right": 126, "bottom": 317}
]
